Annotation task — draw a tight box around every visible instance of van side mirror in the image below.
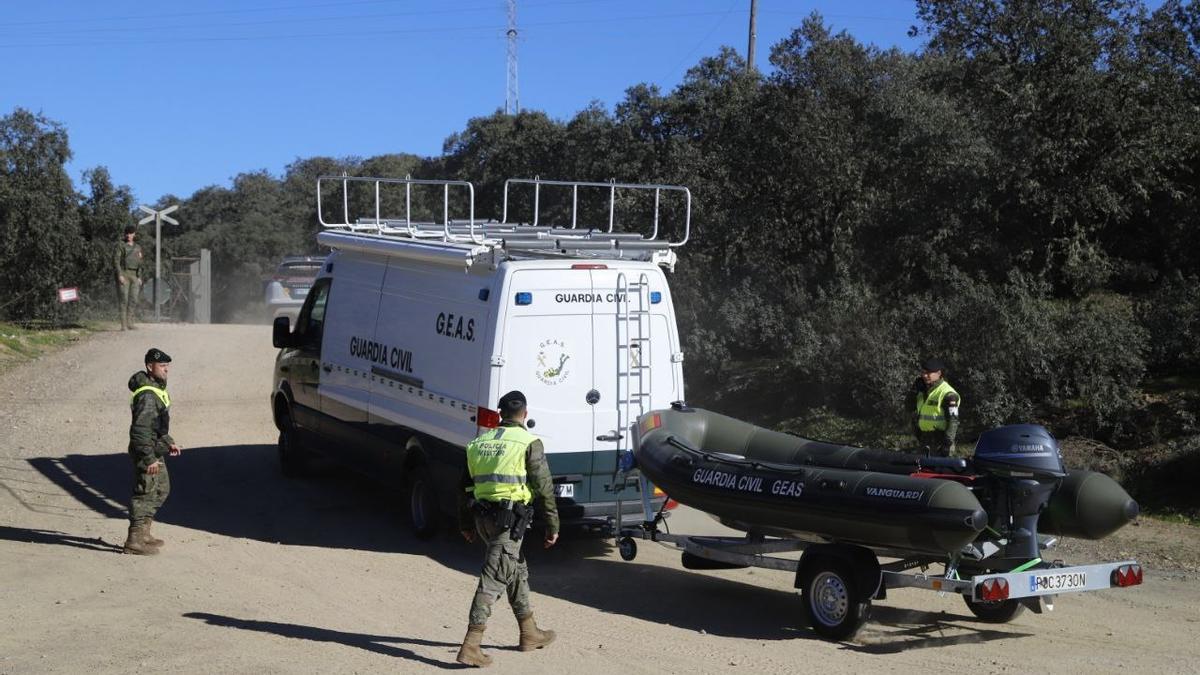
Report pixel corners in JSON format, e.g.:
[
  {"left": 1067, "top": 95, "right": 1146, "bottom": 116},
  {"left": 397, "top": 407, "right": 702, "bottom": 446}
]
[{"left": 272, "top": 316, "right": 295, "bottom": 349}]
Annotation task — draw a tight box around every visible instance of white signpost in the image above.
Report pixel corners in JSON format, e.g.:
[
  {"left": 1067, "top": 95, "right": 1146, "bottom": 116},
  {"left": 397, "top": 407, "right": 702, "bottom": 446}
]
[{"left": 138, "top": 204, "right": 179, "bottom": 322}]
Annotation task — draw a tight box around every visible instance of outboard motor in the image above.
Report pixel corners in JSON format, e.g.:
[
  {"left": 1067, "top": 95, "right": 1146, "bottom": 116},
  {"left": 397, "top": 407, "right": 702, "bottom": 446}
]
[{"left": 970, "top": 424, "right": 1067, "bottom": 566}]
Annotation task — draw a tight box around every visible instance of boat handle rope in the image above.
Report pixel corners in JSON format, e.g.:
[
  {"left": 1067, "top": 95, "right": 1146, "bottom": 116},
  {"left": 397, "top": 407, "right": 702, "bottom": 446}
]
[{"left": 664, "top": 435, "right": 807, "bottom": 477}]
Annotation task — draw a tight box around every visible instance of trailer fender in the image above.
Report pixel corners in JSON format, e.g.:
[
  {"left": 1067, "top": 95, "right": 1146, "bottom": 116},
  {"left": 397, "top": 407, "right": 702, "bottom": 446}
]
[{"left": 795, "top": 544, "right": 883, "bottom": 602}]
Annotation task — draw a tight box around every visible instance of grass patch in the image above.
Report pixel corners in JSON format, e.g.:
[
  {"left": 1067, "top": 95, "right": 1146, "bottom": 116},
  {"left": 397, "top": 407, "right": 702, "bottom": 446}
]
[
  {"left": 776, "top": 407, "right": 913, "bottom": 448},
  {"left": 1143, "top": 372, "right": 1200, "bottom": 395},
  {"left": 0, "top": 322, "right": 96, "bottom": 372},
  {"left": 1144, "top": 510, "right": 1200, "bottom": 527}
]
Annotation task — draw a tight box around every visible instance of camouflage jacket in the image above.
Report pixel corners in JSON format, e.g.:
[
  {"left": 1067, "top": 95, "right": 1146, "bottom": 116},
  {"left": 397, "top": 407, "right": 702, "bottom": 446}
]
[
  {"left": 114, "top": 241, "right": 143, "bottom": 276},
  {"left": 127, "top": 370, "right": 174, "bottom": 469},
  {"left": 458, "top": 420, "right": 560, "bottom": 535}
]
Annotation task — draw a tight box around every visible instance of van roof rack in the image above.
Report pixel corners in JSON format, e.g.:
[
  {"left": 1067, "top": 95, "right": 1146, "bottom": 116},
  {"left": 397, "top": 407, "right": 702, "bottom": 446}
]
[{"left": 315, "top": 175, "right": 691, "bottom": 270}]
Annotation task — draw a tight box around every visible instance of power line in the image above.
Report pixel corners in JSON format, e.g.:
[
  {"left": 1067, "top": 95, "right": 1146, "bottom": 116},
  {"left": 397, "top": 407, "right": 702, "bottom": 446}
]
[
  {"left": 0, "top": 8, "right": 749, "bottom": 49},
  {"left": 0, "top": 0, "right": 410, "bottom": 29},
  {"left": 661, "top": 0, "right": 739, "bottom": 83},
  {"left": 0, "top": 0, "right": 612, "bottom": 30}
]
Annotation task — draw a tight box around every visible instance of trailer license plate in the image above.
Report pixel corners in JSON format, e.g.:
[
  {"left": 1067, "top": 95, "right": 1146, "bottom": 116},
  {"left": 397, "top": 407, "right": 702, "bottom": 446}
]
[
  {"left": 1031, "top": 571, "right": 1087, "bottom": 593},
  {"left": 554, "top": 483, "right": 574, "bottom": 498}
]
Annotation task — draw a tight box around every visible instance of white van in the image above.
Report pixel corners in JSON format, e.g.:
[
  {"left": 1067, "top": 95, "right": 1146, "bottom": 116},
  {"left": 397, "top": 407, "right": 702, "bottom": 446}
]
[{"left": 271, "top": 176, "right": 689, "bottom": 537}]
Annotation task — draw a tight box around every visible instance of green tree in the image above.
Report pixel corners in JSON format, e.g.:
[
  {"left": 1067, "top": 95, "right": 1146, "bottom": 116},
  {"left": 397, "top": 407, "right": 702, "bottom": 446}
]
[
  {"left": 442, "top": 110, "right": 568, "bottom": 219},
  {"left": 78, "top": 167, "right": 136, "bottom": 310},
  {"left": 914, "top": 0, "right": 1186, "bottom": 295},
  {"left": 0, "top": 109, "right": 83, "bottom": 321}
]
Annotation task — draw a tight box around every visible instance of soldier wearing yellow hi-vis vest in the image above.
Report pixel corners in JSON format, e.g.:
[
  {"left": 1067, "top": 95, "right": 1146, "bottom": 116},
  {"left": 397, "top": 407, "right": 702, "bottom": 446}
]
[
  {"left": 123, "top": 347, "right": 182, "bottom": 555},
  {"left": 455, "top": 390, "right": 559, "bottom": 668},
  {"left": 911, "top": 358, "right": 962, "bottom": 457}
]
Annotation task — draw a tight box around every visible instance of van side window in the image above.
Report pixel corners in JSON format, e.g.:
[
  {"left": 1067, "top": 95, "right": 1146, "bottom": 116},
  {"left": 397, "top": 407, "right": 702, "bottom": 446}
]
[{"left": 295, "top": 278, "right": 331, "bottom": 346}]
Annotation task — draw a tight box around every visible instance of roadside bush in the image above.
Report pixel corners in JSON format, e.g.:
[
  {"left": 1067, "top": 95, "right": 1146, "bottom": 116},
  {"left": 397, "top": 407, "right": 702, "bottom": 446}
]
[
  {"left": 1047, "top": 293, "right": 1147, "bottom": 429},
  {"left": 1138, "top": 273, "right": 1200, "bottom": 373},
  {"left": 797, "top": 282, "right": 913, "bottom": 421},
  {"left": 1127, "top": 437, "right": 1200, "bottom": 517}
]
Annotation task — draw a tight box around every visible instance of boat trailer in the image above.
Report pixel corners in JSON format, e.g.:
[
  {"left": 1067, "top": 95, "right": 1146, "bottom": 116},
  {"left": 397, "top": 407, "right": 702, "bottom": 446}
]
[{"left": 611, "top": 475, "right": 1144, "bottom": 641}]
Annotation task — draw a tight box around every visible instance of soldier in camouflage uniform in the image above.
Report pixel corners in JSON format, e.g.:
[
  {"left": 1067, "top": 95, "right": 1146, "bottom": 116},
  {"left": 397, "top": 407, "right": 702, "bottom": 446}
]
[
  {"left": 123, "top": 347, "right": 182, "bottom": 555},
  {"left": 455, "top": 390, "right": 559, "bottom": 668},
  {"left": 114, "top": 224, "right": 143, "bottom": 330}
]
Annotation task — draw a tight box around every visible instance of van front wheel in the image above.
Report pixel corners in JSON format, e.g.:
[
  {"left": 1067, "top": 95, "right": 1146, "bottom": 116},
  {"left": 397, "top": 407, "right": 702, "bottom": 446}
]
[
  {"left": 278, "top": 407, "right": 309, "bottom": 478},
  {"left": 406, "top": 464, "right": 440, "bottom": 540}
]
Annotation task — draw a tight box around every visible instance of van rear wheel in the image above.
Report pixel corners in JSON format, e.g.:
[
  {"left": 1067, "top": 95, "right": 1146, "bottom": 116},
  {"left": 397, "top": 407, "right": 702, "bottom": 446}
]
[{"left": 406, "top": 464, "right": 440, "bottom": 540}]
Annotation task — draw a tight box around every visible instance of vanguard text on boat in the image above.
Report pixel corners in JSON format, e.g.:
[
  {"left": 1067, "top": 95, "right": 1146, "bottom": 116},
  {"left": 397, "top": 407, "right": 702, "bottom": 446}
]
[{"left": 612, "top": 403, "right": 1144, "bottom": 640}]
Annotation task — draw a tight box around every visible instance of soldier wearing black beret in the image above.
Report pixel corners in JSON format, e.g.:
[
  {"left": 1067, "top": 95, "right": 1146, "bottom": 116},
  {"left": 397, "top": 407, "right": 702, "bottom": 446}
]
[
  {"left": 122, "top": 347, "right": 182, "bottom": 554},
  {"left": 454, "top": 390, "right": 559, "bottom": 666},
  {"left": 910, "top": 358, "right": 962, "bottom": 457}
]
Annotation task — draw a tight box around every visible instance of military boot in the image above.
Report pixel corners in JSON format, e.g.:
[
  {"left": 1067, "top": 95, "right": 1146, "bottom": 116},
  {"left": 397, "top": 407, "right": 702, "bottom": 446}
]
[
  {"left": 122, "top": 525, "right": 159, "bottom": 555},
  {"left": 455, "top": 624, "right": 493, "bottom": 668},
  {"left": 516, "top": 613, "right": 555, "bottom": 651},
  {"left": 143, "top": 518, "right": 164, "bottom": 548}
]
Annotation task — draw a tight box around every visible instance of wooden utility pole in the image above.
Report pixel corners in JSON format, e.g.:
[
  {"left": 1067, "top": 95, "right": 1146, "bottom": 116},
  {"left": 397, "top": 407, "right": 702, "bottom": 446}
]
[{"left": 747, "top": 0, "right": 758, "bottom": 73}]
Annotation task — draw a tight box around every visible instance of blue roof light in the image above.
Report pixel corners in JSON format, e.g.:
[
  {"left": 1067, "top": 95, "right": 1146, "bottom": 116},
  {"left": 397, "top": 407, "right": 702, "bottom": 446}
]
[
  {"left": 515, "top": 292, "right": 533, "bottom": 306},
  {"left": 650, "top": 291, "right": 662, "bottom": 304}
]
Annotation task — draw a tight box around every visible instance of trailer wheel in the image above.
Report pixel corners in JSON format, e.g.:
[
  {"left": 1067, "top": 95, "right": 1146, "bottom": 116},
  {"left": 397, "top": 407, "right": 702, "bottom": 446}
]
[
  {"left": 277, "top": 406, "right": 309, "bottom": 478},
  {"left": 800, "top": 560, "right": 871, "bottom": 641},
  {"left": 618, "top": 537, "right": 638, "bottom": 561},
  {"left": 406, "top": 463, "right": 439, "bottom": 540},
  {"left": 963, "top": 596, "right": 1026, "bottom": 623}
]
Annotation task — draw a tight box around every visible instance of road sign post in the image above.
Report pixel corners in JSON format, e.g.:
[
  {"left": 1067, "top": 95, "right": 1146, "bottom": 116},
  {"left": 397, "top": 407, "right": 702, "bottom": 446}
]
[{"left": 138, "top": 204, "right": 180, "bottom": 322}]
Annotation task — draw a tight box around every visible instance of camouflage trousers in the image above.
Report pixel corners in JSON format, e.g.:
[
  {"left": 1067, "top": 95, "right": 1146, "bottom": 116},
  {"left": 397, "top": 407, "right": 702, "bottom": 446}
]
[
  {"left": 917, "top": 431, "right": 959, "bottom": 458},
  {"left": 129, "top": 456, "right": 170, "bottom": 527},
  {"left": 116, "top": 272, "right": 140, "bottom": 328},
  {"left": 467, "top": 512, "right": 532, "bottom": 625}
]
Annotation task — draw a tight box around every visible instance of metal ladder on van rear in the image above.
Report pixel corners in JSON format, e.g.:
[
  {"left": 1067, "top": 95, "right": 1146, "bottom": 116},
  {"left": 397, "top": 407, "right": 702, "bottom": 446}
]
[{"left": 612, "top": 272, "right": 655, "bottom": 519}]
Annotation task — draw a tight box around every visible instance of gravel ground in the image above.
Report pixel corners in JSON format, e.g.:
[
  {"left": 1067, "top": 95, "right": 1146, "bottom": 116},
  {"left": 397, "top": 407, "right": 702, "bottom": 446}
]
[{"left": 0, "top": 323, "right": 1197, "bottom": 674}]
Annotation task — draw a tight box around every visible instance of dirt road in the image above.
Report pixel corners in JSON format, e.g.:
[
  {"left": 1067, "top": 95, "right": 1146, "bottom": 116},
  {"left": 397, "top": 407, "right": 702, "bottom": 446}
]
[{"left": 1, "top": 324, "right": 1197, "bottom": 674}]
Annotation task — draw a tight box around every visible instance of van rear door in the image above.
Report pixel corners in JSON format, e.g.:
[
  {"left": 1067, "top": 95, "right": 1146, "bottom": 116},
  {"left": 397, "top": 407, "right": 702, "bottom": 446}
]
[{"left": 496, "top": 267, "right": 598, "bottom": 502}]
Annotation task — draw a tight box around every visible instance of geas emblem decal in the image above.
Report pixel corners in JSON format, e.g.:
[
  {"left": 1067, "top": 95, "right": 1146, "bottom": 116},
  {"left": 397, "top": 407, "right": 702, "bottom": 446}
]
[{"left": 535, "top": 339, "right": 571, "bottom": 385}]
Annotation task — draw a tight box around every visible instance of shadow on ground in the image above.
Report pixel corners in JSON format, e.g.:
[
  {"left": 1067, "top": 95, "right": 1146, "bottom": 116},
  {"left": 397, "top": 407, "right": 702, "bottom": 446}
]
[
  {"left": 183, "top": 612, "right": 462, "bottom": 669},
  {"left": 27, "top": 445, "right": 1027, "bottom": 646},
  {"left": 0, "top": 525, "right": 124, "bottom": 553},
  {"left": 28, "top": 445, "right": 419, "bottom": 554},
  {"left": 842, "top": 604, "right": 1034, "bottom": 652}
]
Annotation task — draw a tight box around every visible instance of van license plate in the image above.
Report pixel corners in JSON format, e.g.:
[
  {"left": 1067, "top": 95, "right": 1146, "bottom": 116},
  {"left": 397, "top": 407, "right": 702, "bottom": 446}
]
[{"left": 554, "top": 483, "right": 574, "bottom": 498}]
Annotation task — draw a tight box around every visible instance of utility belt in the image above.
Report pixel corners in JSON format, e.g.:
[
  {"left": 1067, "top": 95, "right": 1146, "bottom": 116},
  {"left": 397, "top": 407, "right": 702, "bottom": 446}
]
[{"left": 471, "top": 498, "right": 535, "bottom": 542}]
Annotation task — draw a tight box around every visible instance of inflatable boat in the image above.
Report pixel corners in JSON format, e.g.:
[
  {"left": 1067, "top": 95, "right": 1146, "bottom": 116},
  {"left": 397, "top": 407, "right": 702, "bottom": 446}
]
[{"left": 633, "top": 403, "right": 1139, "bottom": 561}]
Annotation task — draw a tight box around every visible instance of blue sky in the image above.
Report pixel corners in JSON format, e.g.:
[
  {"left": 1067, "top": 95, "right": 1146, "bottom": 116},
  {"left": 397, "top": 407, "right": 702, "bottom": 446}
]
[{"left": 1, "top": 1, "right": 929, "bottom": 203}]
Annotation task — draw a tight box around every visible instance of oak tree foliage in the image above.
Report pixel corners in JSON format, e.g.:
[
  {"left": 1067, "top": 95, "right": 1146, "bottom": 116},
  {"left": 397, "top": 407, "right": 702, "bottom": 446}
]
[{"left": 2, "top": 1, "right": 1197, "bottom": 445}]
